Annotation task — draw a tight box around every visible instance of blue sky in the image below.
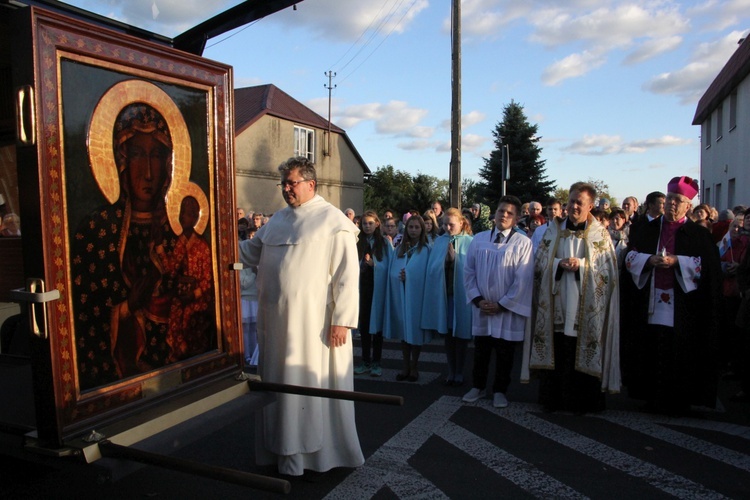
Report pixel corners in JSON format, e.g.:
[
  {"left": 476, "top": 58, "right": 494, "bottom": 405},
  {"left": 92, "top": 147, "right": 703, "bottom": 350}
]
[{"left": 64, "top": 0, "right": 750, "bottom": 205}]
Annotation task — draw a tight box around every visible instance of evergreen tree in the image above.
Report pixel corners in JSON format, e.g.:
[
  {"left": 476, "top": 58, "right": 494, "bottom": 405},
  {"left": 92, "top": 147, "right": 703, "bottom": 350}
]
[{"left": 478, "top": 101, "right": 555, "bottom": 209}]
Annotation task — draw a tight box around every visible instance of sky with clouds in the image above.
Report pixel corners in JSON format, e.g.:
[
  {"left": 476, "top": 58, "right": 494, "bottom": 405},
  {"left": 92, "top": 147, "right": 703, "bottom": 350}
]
[{"left": 64, "top": 0, "right": 750, "bottom": 205}]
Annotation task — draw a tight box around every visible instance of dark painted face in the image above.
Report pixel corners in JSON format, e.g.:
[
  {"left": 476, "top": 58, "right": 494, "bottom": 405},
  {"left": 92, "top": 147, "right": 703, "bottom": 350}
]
[
  {"left": 126, "top": 131, "right": 169, "bottom": 211},
  {"left": 179, "top": 197, "right": 200, "bottom": 231}
]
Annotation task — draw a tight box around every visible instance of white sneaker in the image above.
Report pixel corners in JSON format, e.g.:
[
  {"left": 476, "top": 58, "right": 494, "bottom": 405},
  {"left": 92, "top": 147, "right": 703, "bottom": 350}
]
[
  {"left": 493, "top": 392, "right": 509, "bottom": 408},
  {"left": 462, "top": 388, "right": 482, "bottom": 403}
]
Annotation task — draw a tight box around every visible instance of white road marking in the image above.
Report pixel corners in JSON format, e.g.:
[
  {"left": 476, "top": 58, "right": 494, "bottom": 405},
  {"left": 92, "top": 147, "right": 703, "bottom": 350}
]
[
  {"left": 434, "top": 420, "right": 587, "bottom": 499},
  {"left": 483, "top": 399, "right": 728, "bottom": 499},
  {"left": 325, "top": 398, "right": 458, "bottom": 499},
  {"left": 329, "top": 396, "right": 748, "bottom": 499},
  {"left": 593, "top": 410, "right": 750, "bottom": 472}
]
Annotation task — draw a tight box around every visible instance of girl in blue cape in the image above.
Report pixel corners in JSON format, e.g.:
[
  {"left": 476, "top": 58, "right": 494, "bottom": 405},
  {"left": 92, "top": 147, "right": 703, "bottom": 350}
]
[
  {"left": 422, "top": 208, "right": 474, "bottom": 386},
  {"left": 384, "top": 215, "right": 431, "bottom": 381},
  {"left": 354, "top": 211, "right": 393, "bottom": 377}
]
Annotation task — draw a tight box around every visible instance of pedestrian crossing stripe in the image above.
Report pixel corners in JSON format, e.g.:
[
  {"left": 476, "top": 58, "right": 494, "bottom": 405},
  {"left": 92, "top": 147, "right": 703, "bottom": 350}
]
[{"left": 326, "top": 396, "right": 749, "bottom": 499}]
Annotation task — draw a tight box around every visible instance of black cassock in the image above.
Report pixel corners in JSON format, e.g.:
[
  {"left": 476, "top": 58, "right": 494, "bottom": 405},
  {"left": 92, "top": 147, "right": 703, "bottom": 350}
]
[{"left": 620, "top": 217, "right": 721, "bottom": 411}]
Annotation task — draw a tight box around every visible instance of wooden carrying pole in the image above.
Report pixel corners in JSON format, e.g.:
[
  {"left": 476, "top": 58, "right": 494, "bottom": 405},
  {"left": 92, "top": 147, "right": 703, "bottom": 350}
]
[
  {"left": 247, "top": 380, "right": 404, "bottom": 406},
  {"left": 98, "top": 441, "right": 291, "bottom": 494}
]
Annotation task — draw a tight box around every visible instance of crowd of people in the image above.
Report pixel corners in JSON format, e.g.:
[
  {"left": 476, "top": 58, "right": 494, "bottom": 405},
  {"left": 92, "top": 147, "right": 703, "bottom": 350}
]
[
  {"left": 236, "top": 157, "right": 746, "bottom": 478},
  {"left": 334, "top": 177, "right": 746, "bottom": 415}
]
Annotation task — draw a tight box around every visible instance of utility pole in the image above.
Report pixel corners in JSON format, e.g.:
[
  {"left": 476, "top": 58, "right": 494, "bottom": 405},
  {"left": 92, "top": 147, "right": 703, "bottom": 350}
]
[
  {"left": 449, "top": 0, "right": 462, "bottom": 208},
  {"left": 324, "top": 71, "right": 336, "bottom": 156}
]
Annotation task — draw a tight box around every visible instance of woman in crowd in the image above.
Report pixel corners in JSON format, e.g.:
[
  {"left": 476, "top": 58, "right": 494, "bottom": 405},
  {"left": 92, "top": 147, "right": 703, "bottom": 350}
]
[
  {"left": 692, "top": 203, "right": 713, "bottom": 230},
  {"left": 423, "top": 209, "right": 440, "bottom": 245},
  {"left": 526, "top": 214, "right": 545, "bottom": 238},
  {"left": 422, "top": 208, "right": 473, "bottom": 386},
  {"left": 384, "top": 215, "right": 431, "bottom": 381},
  {"left": 354, "top": 211, "right": 393, "bottom": 377},
  {"left": 608, "top": 207, "right": 629, "bottom": 263}
]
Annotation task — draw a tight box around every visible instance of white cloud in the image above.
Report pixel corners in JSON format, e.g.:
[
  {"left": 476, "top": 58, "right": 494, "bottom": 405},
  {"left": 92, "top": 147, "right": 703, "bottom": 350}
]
[
  {"left": 462, "top": 133, "right": 487, "bottom": 151},
  {"left": 623, "top": 135, "right": 693, "bottom": 153},
  {"left": 564, "top": 134, "right": 692, "bottom": 155},
  {"left": 542, "top": 50, "right": 607, "bottom": 86},
  {"left": 432, "top": 134, "right": 487, "bottom": 153},
  {"left": 327, "top": 100, "right": 431, "bottom": 136},
  {"left": 529, "top": 3, "right": 689, "bottom": 49},
  {"left": 305, "top": 97, "right": 332, "bottom": 118},
  {"left": 67, "top": 0, "right": 238, "bottom": 36},
  {"left": 398, "top": 139, "right": 435, "bottom": 151},
  {"left": 689, "top": 0, "right": 750, "bottom": 32},
  {"left": 456, "top": 0, "right": 531, "bottom": 38},
  {"left": 409, "top": 126, "right": 436, "bottom": 139},
  {"left": 624, "top": 36, "right": 683, "bottom": 65},
  {"left": 643, "top": 30, "right": 747, "bottom": 104},
  {"left": 439, "top": 110, "right": 487, "bottom": 130},
  {"left": 273, "top": 0, "right": 429, "bottom": 42},
  {"left": 435, "top": 140, "right": 451, "bottom": 153},
  {"left": 463, "top": 110, "right": 487, "bottom": 128},
  {"left": 64, "top": 0, "right": 430, "bottom": 40},
  {"left": 452, "top": 1, "right": 692, "bottom": 84},
  {"left": 374, "top": 101, "right": 430, "bottom": 135},
  {"left": 335, "top": 102, "right": 384, "bottom": 129}
]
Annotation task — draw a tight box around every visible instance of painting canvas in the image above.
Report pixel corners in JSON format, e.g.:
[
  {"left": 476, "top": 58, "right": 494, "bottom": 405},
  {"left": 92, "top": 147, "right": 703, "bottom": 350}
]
[
  {"left": 63, "top": 63, "right": 220, "bottom": 391},
  {"left": 20, "top": 8, "right": 240, "bottom": 438}
]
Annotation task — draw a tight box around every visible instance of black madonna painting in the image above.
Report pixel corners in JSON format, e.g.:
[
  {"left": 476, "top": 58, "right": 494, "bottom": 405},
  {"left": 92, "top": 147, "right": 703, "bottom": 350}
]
[{"left": 65, "top": 72, "right": 218, "bottom": 392}]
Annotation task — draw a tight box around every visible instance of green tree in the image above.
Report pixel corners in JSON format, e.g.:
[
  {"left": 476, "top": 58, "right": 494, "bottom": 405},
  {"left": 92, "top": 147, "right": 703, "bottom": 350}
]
[
  {"left": 554, "top": 179, "right": 617, "bottom": 209},
  {"left": 553, "top": 187, "right": 569, "bottom": 206},
  {"left": 363, "top": 165, "right": 415, "bottom": 216},
  {"left": 586, "top": 178, "right": 617, "bottom": 208},
  {"left": 478, "top": 101, "right": 555, "bottom": 209},
  {"left": 412, "top": 173, "right": 449, "bottom": 213}
]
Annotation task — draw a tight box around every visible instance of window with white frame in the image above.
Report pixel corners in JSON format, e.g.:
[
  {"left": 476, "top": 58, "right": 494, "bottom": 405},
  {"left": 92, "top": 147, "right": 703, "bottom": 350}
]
[
  {"left": 730, "top": 91, "right": 738, "bottom": 131},
  {"left": 294, "top": 125, "right": 315, "bottom": 162},
  {"left": 717, "top": 104, "right": 724, "bottom": 140}
]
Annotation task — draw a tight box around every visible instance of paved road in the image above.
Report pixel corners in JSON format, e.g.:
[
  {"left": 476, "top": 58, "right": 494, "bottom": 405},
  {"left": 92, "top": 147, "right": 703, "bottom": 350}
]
[{"left": 3, "top": 337, "right": 750, "bottom": 498}]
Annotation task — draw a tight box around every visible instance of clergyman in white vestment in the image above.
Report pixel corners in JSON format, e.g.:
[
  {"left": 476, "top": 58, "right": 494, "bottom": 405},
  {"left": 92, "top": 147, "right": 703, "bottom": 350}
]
[{"left": 239, "top": 157, "right": 364, "bottom": 476}]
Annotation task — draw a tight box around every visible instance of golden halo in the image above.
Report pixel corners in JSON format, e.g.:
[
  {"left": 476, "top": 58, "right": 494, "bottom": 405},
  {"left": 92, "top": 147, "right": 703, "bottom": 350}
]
[
  {"left": 88, "top": 80, "right": 191, "bottom": 205},
  {"left": 167, "top": 181, "right": 210, "bottom": 236}
]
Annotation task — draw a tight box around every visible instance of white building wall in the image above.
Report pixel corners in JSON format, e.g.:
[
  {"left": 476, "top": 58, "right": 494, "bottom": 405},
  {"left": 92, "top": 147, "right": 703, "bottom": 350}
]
[{"left": 700, "top": 76, "right": 750, "bottom": 210}]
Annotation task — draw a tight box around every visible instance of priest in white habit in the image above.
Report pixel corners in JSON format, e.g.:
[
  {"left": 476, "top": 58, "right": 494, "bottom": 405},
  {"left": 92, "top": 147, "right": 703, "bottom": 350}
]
[
  {"left": 521, "top": 182, "right": 621, "bottom": 413},
  {"left": 239, "top": 157, "right": 364, "bottom": 476},
  {"left": 621, "top": 176, "right": 721, "bottom": 415}
]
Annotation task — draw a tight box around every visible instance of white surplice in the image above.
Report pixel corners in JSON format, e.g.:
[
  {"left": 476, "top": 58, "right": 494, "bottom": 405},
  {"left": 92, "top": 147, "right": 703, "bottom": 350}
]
[{"left": 463, "top": 229, "right": 534, "bottom": 341}]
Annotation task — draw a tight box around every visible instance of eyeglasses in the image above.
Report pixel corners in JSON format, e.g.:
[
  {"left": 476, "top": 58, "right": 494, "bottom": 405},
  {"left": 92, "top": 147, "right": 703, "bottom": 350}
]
[
  {"left": 666, "top": 195, "right": 689, "bottom": 205},
  {"left": 276, "top": 179, "right": 310, "bottom": 189}
]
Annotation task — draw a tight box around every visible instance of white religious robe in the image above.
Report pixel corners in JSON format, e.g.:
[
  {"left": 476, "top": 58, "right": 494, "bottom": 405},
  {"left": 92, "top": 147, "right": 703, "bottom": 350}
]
[
  {"left": 521, "top": 216, "right": 621, "bottom": 392},
  {"left": 530, "top": 222, "right": 549, "bottom": 255},
  {"left": 463, "top": 228, "right": 533, "bottom": 340},
  {"left": 624, "top": 222, "right": 701, "bottom": 327},
  {"left": 239, "top": 194, "right": 364, "bottom": 476}
]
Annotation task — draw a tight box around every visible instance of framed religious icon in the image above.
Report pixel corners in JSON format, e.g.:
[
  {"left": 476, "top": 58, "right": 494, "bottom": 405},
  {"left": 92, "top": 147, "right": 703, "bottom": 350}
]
[{"left": 9, "top": 6, "right": 241, "bottom": 446}]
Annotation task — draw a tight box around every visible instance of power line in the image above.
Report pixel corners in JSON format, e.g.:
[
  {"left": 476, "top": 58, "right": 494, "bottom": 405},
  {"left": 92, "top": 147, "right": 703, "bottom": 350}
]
[
  {"left": 328, "top": 0, "right": 394, "bottom": 71},
  {"left": 338, "top": 0, "right": 422, "bottom": 85},
  {"left": 204, "top": 17, "right": 264, "bottom": 49},
  {"left": 336, "top": 0, "right": 407, "bottom": 74}
]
